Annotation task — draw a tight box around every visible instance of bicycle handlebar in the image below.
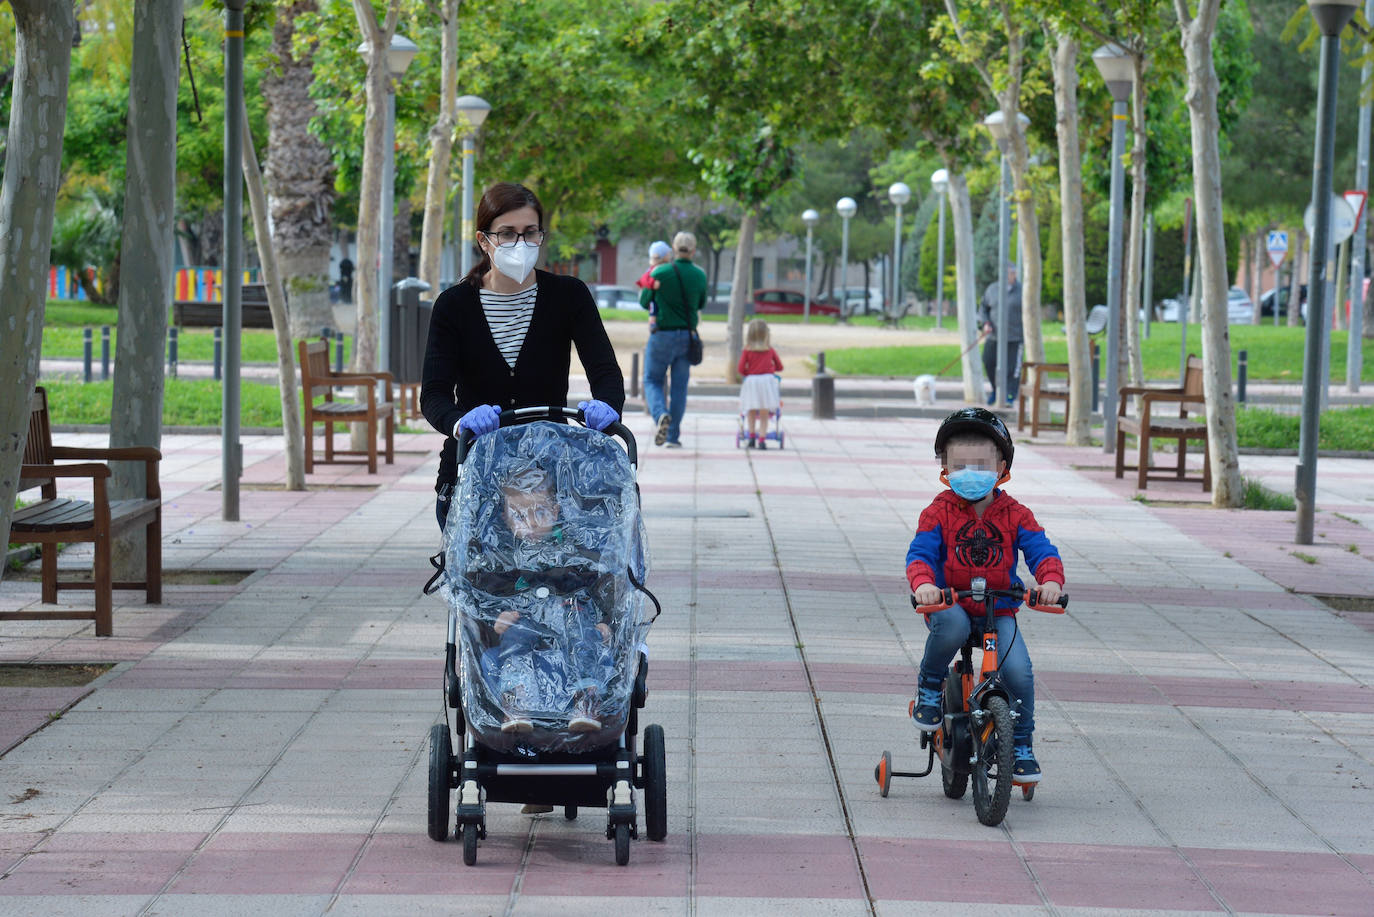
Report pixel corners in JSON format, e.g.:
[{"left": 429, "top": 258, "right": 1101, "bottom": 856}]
[{"left": 911, "top": 586, "right": 1068, "bottom": 616}]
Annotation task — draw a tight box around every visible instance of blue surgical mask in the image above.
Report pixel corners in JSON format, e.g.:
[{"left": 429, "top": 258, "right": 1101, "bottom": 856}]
[{"left": 948, "top": 468, "right": 998, "bottom": 501}]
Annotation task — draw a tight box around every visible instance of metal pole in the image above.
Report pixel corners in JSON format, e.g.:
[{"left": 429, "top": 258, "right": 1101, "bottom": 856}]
[
  {"left": 379, "top": 86, "right": 396, "bottom": 373},
  {"left": 1180, "top": 198, "right": 1193, "bottom": 382},
  {"left": 1348, "top": 0, "right": 1372, "bottom": 392},
  {"left": 222, "top": 0, "right": 245, "bottom": 522},
  {"left": 1297, "top": 10, "right": 1353, "bottom": 545},
  {"left": 892, "top": 201, "right": 903, "bottom": 320},
  {"left": 839, "top": 216, "right": 850, "bottom": 321},
  {"left": 1102, "top": 97, "right": 1127, "bottom": 451},
  {"left": 935, "top": 193, "right": 946, "bottom": 330},
  {"left": 459, "top": 133, "right": 476, "bottom": 278},
  {"left": 1142, "top": 213, "right": 1154, "bottom": 340},
  {"left": 996, "top": 152, "right": 1010, "bottom": 407},
  {"left": 213, "top": 326, "right": 222, "bottom": 381},
  {"left": 804, "top": 224, "right": 813, "bottom": 322},
  {"left": 83, "top": 328, "right": 92, "bottom": 383},
  {"left": 100, "top": 325, "right": 110, "bottom": 379}
]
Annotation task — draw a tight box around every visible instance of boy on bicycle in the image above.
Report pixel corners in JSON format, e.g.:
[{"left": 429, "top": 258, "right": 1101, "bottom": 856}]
[{"left": 905, "top": 407, "right": 1064, "bottom": 783}]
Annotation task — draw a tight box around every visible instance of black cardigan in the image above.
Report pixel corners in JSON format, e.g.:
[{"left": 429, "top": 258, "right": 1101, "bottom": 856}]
[{"left": 420, "top": 270, "right": 626, "bottom": 490}]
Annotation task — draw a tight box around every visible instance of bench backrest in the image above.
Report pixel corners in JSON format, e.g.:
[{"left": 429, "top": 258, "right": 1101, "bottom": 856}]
[
  {"left": 1183, "top": 355, "right": 1204, "bottom": 399},
  {"left": 20, "top": 387, "right": 55, "bottom": 494},
  {"left": 298, "top": 339, "right": 334, "bottom": 399}
]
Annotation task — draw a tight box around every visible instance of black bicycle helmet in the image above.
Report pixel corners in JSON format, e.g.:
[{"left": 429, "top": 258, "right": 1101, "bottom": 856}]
[{"left": 934, "top": 407, "right": 1014, "bottom": 470}]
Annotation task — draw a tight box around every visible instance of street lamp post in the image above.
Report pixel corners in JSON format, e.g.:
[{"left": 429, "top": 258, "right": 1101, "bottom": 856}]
[
  {"left": 222, "top": 0, "right": 245, "bottom": 521},
  {"left": 836, "top": 196, "right": 857, "bottom": 319},
  {"left": 455, "top": 95, "right": 492, "bottom": 280},
  {"left": 981, "top": 110, "right": 1027, "bottom": 407},
  {"left": 802, "top": 208, "right": 819, "bottom": 322},
  {"left": 1092, "top": 43, "right": 1135, "bottom": 452},
  {"left": 1297, "top": 0, "right": 1360, "bottom": 544},
  {"left": 361, "top": 33, "right": 418, "bottom": 374},
  {"left": 931, "top": 169, "right": 949, "bottom": 330},
  {"left": 889, "top": 182, "right": 911, "bottom": 321}
]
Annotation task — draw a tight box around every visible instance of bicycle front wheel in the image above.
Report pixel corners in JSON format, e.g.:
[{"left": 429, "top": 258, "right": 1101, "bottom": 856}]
[{"left": 971, "top": 695, "right": 1014, "bottom": 826}]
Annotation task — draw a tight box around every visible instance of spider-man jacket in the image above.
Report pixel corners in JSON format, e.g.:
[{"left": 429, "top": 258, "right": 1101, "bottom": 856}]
[{"left": 905, "top": 489, "right": 1064, "bottom": 617}]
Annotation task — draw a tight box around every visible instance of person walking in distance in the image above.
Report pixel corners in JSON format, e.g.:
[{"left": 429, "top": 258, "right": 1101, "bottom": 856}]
[
  {"left": 639, "top": 231, "right": 707, "bottom": 448},
  {"left": 978, "top": 264, "right": 1024, "bottom": 407},
  {"left": 737, "top": 319, "right": 783, "bottom": 449}
]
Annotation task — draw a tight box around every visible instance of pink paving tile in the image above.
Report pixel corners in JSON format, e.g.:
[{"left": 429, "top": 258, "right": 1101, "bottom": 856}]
[
  {"left": 810, "top": 663, "right": 915, "bottom": 694},
  {"left": 1184, "top": 847, "right": 1374, "bottom": 916},
  {"left": 693, "top": 834, "right": 865, "bottom": 900},
  {"left": 860, "top": 837, "right": 1038, "bottom": 904},
  {"left": 1022, "top": 842, "right": 1218, "bottom": 911},
  {"left": 516, "top": 832, "right": 689, "bottom": 896},
  {"left": 648, "top": 660, "right": 809, "bottom": 693},
  {"left": 0, "top": 833, "right": 44, "bottom": 873},
  {"left": 341, "top": 832, "right": 521, "bottom": 894},
  {"left": 168, "top": 832, "right": 366, "bottom": 895},
  {"left": 0, "top": 685, "right": 92, "bottom": 712},
  {"left": 0, "top": 832, "right": 204, "bottom": 895}
]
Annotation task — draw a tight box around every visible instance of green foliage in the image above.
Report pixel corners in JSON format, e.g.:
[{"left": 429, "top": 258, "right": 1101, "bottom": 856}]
[
  {"left": 1241, "top": 476, "right": 1295, "bottom": 511},
  {"left": 41, "top": 379, "right": 289, "bottom": 428},
  {"left": 1235, "top": 404, "right": 1374, "bottom": 452}
]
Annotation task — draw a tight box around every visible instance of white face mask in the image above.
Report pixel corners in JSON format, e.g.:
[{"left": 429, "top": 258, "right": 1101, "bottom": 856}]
[{"left": 490, "top": 241, "right": 540, "bottom": 284}]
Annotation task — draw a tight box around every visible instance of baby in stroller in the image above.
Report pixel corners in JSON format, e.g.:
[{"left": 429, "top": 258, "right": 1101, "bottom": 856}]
[{"left": 474, "top": 464, "right": 617, "bottom": 734}]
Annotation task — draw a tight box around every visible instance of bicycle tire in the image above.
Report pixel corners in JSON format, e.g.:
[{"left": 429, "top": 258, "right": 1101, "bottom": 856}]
[
  {"left": 971, "top": 695, "right": 1014, "bottom": 826},
  {"left": 941, "top": 670, "right": 968, "bottom": 799}
]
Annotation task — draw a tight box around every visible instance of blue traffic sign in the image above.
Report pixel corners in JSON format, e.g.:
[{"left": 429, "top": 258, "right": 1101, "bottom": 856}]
[{"left": 1267, "top": 231, "right": 1289, "bottom": 253}]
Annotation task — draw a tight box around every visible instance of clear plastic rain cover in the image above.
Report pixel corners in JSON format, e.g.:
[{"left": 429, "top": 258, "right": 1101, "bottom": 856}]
[{"left": 440, "top": 421, "right": 650, "bottom": 753}]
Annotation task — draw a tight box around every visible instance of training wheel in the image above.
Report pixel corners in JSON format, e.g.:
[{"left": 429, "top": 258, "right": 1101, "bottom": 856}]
[
  {"left": 875, "top": 750, "right": 892, "bottom": 798},
  {"left": 1021, "top": 783, "right": 1035, "bottom": 801}
]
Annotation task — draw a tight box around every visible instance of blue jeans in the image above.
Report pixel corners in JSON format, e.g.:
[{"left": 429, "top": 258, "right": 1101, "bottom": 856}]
[
  {"left": 918, "top": 608, "right": 1035, "bottom": 742},
  {"left": 643, "top": 329, "right": 691, "bottom": 444}
]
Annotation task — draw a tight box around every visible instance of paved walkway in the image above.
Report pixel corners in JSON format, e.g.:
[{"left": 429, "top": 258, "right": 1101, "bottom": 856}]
[{"left": 2, "top": 405, "right": 1373, "bottom": 915}]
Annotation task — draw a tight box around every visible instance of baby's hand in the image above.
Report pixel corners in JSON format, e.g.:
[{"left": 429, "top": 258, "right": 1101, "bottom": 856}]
[
  {"left": 1033, "top": 582, "right": 1061, "bottom": 605},
  {"left": 596, "top": 622, "right": 611, "bottom": 643},
  {"left": 652, "top": 279, "right": 661, "bottom": 290},
  {"left": 912, "top": 584, "right": 944, "bottom": 607},
  {"left": 494, "top": 610, "right": 520, "bottom": 635}
]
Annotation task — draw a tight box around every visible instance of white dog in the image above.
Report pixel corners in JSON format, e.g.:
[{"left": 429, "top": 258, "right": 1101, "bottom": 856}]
[{"left": 912, "top": 374, "right": 937, "bottom": 406}]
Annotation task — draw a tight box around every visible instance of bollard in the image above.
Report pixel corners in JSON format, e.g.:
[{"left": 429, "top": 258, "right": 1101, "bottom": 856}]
[
  {"left": 83, "top": 328, "right": 93, "bottom": 383},
  {"left": 1237, "top": 348, "right": 1247, "bottom": 404},
  {"left": 100, "top": 326, "right": 110, "bottom": 380},
  {"left": 630, "top": 351, "right": 640, "bottom": 398},
  {"left": 335, "top": 334, "right": 345, "bottom": 372},
  {"left": 812, "top": 350, "right": 835, "bottom": 419},
  {"left": 213, "top": 326, "right": 223, "bottom": 381},
  {"left": 1090, "top": 346, "right": 1100, "bottom": 414},
  {"left": 168, "top": 327, "right": 178, "bottom": 379}
]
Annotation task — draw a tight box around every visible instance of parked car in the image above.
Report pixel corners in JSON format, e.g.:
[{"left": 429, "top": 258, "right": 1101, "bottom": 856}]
[
  {"left": 752, "top": 287, "right": 839, "bottom": 316},
  {"left": 1259, "top": 284, "right": 1307, "bottom": 322},
  {"left": 1150, "top": 287, "right": 1254, "bottom": 324},
  {"left": 590, "top": 284, "right": 642, "bottom": 310},
  {"left": 816, "top": 287, "right": 886, "bottom": 317}
]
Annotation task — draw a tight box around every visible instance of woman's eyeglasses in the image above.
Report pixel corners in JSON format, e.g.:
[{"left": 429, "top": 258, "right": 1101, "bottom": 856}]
[{"left": 482, "top": 229, "right": 546, "bottom": 248}]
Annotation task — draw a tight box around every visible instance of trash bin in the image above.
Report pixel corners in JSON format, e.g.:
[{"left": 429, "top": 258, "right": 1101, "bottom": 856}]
[{"left": 390, "top": 277, "right": 433, "bottom": 386}]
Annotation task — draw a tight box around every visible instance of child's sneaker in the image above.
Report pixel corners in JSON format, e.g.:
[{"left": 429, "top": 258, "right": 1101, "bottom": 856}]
[
  {"left": 501, "top": 716, "right": 533, "bottom": 734},
  {"left": 757, "top": 439, "right": 767, "bottom": 450},
  {"left": 568, "top": 714, "right": 601, "bottom": 733},
  {"left": 911, "top": 686, "right": 942, "bottom": 732},
  {"left": 569, "top": 688, "right": 601, "bottom": 733},
  {"left": 747, "top": 434, "right": 757, "bottom": 449},
  {"left": 1012, "top": 744, "right": 1041, "bottom": 783}
]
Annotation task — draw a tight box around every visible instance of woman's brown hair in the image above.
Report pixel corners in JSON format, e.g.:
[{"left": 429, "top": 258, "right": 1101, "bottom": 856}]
[{"left": 461, "top": 182, "right": 545, "bottom": 288}]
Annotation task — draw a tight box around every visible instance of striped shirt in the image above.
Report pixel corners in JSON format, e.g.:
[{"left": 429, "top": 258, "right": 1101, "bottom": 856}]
[{"left": 479, "top": 285, "right": 538, "bottom": 368}]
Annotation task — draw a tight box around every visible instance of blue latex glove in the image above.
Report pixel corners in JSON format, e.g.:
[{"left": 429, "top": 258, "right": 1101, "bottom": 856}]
[
  {"left": 456, "top": 404, "right": 501, "bottom": 437},
  {"left": 578, "top": 399, "right": 618, "bottom": 431}
]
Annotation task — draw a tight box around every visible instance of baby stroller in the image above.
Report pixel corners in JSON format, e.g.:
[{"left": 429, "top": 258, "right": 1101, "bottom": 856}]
[
  {"left": 734, "top": 375, "right": 785, "bottom": 449},
  {"left": 424, "top": 407, "right": 664, "bottom": 866}
]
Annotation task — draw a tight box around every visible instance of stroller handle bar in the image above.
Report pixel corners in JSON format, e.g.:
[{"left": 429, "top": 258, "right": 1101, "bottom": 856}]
[{"left": 456, "top": 406, "right": 638, "bottom": 468}]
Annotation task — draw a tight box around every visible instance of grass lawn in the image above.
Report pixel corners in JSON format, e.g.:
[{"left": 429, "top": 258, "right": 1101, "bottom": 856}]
[
  {"left": 41, "top": 300, "right": 352, "bottom": 364},
  {"left": 824, "top": 320, "right": 1374, "bottom": 383}
]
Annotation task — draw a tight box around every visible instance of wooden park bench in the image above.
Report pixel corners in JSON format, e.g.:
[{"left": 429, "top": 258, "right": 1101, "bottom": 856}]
[
  {"left": 3, "top": 387, "right": 162, "bottom": 637},
  {"left": 1017, "top": 340, "right": 1097, "bottom": 437},
  {"left": 1114, "top": 354, "right": 1211, "bottom": 491},
  {"left": 172, "top": 282, "right": 274, "bottom": 329},
  {"left": 297, "top": 339, "right": 395, "bottom": 474}
]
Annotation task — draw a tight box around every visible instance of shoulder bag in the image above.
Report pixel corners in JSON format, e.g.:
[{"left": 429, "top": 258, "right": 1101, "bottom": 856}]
[{"left": 670, "top": 264, "right": 704, "bottom": 366}]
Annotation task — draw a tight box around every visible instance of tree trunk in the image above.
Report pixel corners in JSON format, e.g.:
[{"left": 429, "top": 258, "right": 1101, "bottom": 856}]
[
  {"left": 947, "top": 171, "right": 984, "bottom": 403},
  {"left": 1123, "top": 57, "right": 1147, "bottom": 393},
  {"left": 1051, "top": 31, "right": 1092, "bottom": 445},
  {"left": 1178, "top": 0, "right": 1242, "bottom": 507},
  {"left": 1006, "top": 112, "right": 1044, "bottom": 364},
  {"left": 0, "top": 1, "right": 75, "bottom": 578},
  {"left": 726, "top": 208, "right": 758, "bottom": 384},
  {"left": 418, "top": 0, "right": 459, "bottom": 291},
  {"left": 243, "top": 106, "right": 306, "bottom": 490},
  {"left": 109, "top": 0, "right": 180, "bottom": 580},
  {"left": 265, "top": 0, "right": 336, "bottom": 340}
]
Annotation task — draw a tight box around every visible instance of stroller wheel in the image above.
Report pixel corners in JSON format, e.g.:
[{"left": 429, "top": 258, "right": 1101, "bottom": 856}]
[
  {"left": 643, "top": 724, "right": 667, "bottom": 841},
  {"left": 564, "top": 805, "right": 578, "bottom": 820},
  {"left": 613, "top": 822, "right": 631, "bottom": 866},
  {"left": 462, "top": 823, "right": 479, "bottom": 866},
  {"left": 427, "top": 724, "right": 452, "bottom": 842}
]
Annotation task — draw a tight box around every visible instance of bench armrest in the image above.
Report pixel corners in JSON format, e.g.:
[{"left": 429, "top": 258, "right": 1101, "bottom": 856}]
[
  {"left": 320, "top": 374, "right": 386, "bottom": 387},
  {"left": 50, "top": 445, "right": 162, "bottom": 462},
  {"left": 21, "top": 462, "right": 111, "bottom": 480}
]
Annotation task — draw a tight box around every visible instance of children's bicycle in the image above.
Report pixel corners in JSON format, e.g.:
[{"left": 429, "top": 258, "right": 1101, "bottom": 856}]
[{"left": 875, "top": 576, "right": 1067, "bottom": 827}]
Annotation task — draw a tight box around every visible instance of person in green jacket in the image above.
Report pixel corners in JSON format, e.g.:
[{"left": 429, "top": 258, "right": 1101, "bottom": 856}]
[{"left": 639, "top": 231, "right": 708, "bottom": 447}]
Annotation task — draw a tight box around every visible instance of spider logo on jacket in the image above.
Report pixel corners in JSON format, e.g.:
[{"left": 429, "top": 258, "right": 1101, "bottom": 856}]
[{"left": 954, "top": 517, "right": 1004, "bottom": 568}]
